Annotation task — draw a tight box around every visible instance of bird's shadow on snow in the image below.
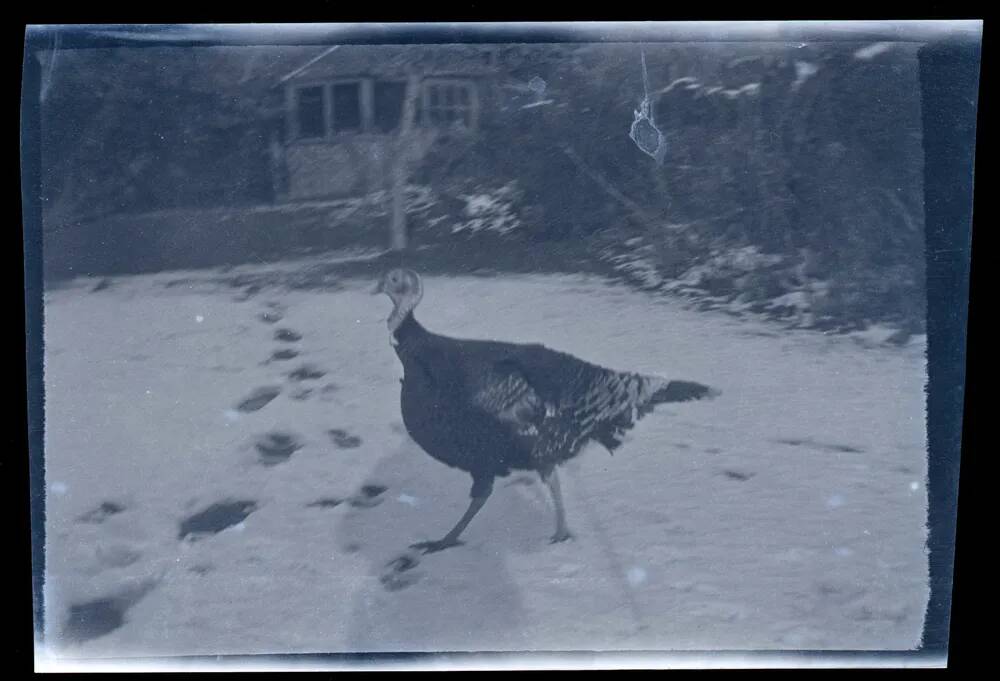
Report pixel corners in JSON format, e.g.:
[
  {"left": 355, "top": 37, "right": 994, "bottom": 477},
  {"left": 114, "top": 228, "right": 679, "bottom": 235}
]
[{"left": 335, "top": 440, "right": 556, "bottom": 652}]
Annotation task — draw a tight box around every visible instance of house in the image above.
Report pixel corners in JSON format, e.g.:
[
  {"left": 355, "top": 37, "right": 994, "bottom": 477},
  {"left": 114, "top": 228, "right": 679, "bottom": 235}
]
[{"left": 270, "top": 44, "right": 500, "bottom": 201}]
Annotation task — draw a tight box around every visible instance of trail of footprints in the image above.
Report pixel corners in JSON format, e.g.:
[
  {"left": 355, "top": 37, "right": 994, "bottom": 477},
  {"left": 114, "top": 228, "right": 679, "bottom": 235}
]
[
  {"left": 64, "top": 299, "right": 401, "bottom": 644},
  {"left": 236, "top": 304, "right": 405, "bottom": 593}
]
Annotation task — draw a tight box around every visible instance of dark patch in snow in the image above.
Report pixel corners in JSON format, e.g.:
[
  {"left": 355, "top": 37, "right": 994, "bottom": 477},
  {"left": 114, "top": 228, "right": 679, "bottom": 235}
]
[
  {"left": 234, "top": 284, "right": 262, "bottom": 301},
  {"left": 381, "top": 572, "right": 420, "bottom": 591},
  {"left": 705, "top": 447, "right": 723, "bottom": 454},
  {"left": 236, "top": 386, "right": 281, "bottom": 412},
  {"left": 290, "top": 388, "right": 314, "bottom": 401},
  {"left": 255, "top": 431, "right": 303, "bottom": 466},
  {"left": 674, "top": 442, "right": 692, "bottom": 450},
  {"left": 178, "top": 500, "right": 257, "bottom": 540},
  {"left": 349, "top": 484, "right": 387, "bottom": 508},
  {"left": 258, "top": 310, "right": 283, "bottom": 325},
  {"left": 78, "top": 501, "right": 126, "bottom": 524},
  {"left": 721, "top": 470, "right": 755, "bottom": 481},
  {"left": 307, "top": 498, "right": 343, "bottom": 509},
  {"left": 288, "top": 364, "right": 327, "bottom": 382},
  {"left": 274, "top": 328, "right": 303, "bottom": 343},
  {"left": 268, "top": 348, "right": 299, "bottom": 362},
  {"left": 189, "top": 563, "right": 214, "bottom": 575},
  {"left": 96, "top": 545, "right": 141, "bottom": 569},
  {"left": 63, "top": 597, "right": 124, "bottom": 643},
  {"left": 774, "top": 438, "right": 864, "bottom": 454},
  {"left": 91, "top": 278, "right": 113, "bottom": 292},
  {"left": 386, "top": 552, "right": 420, "bottom": 573},
  {"left": 62, "top": 580, "right": 156, "bottom": 644},
  {"left": 328, "top": 429, "right": 362, "bottom": 449}
]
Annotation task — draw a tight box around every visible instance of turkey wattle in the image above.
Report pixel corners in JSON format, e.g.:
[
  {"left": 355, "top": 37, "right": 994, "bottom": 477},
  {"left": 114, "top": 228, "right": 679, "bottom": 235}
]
[{"left": 374, "top": 268, "right": 719, "bottom": 553}]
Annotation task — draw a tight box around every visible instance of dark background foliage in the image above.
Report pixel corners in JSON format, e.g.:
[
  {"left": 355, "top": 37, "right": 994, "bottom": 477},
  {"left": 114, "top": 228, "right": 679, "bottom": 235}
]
[{"left": 37, "top": 42, "right": 926, "bottom": 335}]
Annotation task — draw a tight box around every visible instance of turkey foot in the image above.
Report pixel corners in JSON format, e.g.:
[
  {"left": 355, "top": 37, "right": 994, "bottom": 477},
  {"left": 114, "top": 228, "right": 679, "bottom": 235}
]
[
  {"left": 550, "top": 529, "right": 574, "bottom": 544},
  {"left": 412, "top": 486, "right": 490, "bottom": 554},
  {"left": 410, "top": 538, "right": 465, "bottom": 554}
]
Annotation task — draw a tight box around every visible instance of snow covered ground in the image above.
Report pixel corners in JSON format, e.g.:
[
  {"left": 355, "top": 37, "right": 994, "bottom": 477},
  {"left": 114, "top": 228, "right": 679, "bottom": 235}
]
[{"left": 38, "top": 263, "right": 929, "bottom": 659}]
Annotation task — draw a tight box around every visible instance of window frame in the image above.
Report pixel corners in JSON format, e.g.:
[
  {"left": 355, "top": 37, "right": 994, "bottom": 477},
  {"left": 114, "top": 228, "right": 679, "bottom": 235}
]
[
  {"left": 287, "top": 76, "right": 480, "bottom": 142},
  {"left": 290, "top": 83, "right": 330, "bottom": 141},
  {"left": 328, "top": 78, "right": 366, "bottom": 136},
  {"left": 420, "top": 78, "right": 480, "bottom": 132},
  {"left": 371, "top": 79, "right": 410, "bottom": 134}
]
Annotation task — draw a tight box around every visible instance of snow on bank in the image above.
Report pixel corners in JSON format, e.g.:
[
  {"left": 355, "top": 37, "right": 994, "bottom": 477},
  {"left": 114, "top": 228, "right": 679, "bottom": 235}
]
[{"left": 40, "top": 268, "right": 929, "bottom": 657}]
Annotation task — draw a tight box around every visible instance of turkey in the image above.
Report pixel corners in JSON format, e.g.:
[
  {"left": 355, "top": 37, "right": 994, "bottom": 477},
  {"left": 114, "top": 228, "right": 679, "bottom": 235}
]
[{"left": 374, "top": 268, "right": 719, "bottom": 553}]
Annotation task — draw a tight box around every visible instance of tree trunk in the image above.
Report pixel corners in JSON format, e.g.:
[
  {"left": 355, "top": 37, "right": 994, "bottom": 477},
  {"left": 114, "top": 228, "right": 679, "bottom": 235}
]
[{"left": 390, "top": 75, "right": 421, "bottom": 251}]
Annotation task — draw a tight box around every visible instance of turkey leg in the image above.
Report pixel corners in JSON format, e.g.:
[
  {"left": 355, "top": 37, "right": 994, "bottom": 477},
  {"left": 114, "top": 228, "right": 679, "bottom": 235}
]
[
  {"left": 411, "top": 476, "right": 493, "bottom": 554},
  {"left": 542, "top": 468, "right": 573, "bottom": 543}
]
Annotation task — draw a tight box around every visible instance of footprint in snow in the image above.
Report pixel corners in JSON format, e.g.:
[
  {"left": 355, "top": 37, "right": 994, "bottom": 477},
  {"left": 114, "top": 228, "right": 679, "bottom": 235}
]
[
  {"left": 274, "top": 328, "right": 303, "bottom": 343},
  {"left": 266, "top": 348, "right": 299, "bottom": 362},
  {"left": 77, "top": 501, "right": 126, "bottom": 524},
  {"left": 318, "top": 383, "right": 340, "bottom": 401},
  {"left": 720, "top": 470, "right": 755, "bottom": 482},
  {"left": 288, "top": 365, "right": 327, "bottom": 382},
  {"left": 774, "top": 438, "right": 864, "bottom": 454},
  {"left": 235, "top": 386, "right": 281, "bottom": 413},
  {"left": 306, "top": 498, "right": 343, "bottom": 509},
  {"left": 290, "top": 387, "right": 314, "bottom": 401},
  {"left": 95, "top": 544, "right": 142, "bottom": 569},
  {"left": 258, "top": 310, "right": 283, "bottom": 325},
  {"left": 62, "top": 579, "right": 157, "bottom": 645},
  {"left": 328, "top": 429, "right": 362, "bottom": 449},
  {"left": 234, "top": 284, "right": 262, "bottom": 301},
  {"left": 349, "top": 484, "right": 387, "bottom": 509},
  {"left": 255, "top": 431, "right": 303, "bottom": 467},
  {"left": 178, "top": 500, "right": 257, "bottom": 541}
]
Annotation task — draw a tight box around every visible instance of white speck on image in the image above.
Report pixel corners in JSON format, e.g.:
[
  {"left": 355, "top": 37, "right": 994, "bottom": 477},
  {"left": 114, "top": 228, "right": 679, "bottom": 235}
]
[
  {"left": 397, "top": 494, "right": 419, "bottom": 507},
  {"left": 626, "top": 566, "right": 647, "bottom": 586},
  {"left": 223, "top": 409, "right": 241, "bottom": 422},
  {"left": 909, "top": 481, "right": 920, "bottom": 491},
  {"left": 195, "top": 315, "right": 204, "bottom": 323},
  {"left": 50, "top": 481, "right": 68, "bottom": 495},
  {"left": 826, "top": 494, "right": 845, "bottom": 508}
]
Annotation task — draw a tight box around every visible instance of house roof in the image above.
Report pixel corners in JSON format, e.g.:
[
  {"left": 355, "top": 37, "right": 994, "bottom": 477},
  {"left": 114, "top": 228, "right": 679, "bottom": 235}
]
[{"left": 276, "top": 44, "right": 499, "bottom": 84}]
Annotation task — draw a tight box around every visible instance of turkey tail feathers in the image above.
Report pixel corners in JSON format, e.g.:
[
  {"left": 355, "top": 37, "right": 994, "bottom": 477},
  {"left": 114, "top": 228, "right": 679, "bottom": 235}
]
[{"left": 649, "top": 379, "right": 721, "bottom": 404}]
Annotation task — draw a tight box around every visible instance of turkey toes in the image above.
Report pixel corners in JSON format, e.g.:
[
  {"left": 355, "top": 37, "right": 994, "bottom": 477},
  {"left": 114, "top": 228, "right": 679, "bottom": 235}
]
[{"left": 410, "top": 538, "right": 464, "bottom": 554}]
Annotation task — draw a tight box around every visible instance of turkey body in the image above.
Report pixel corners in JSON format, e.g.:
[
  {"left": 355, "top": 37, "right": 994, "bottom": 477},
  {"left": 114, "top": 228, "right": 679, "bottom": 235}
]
[
  {"left": 377, "top": 268, "right": 717, "bottom": 553},
  {"left": 392, "top": 310, "right": 717, "bottom": 505}
]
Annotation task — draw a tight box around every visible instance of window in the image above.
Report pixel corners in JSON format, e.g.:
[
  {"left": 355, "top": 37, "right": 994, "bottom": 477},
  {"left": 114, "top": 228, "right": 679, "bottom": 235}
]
[
  {"left": 289, "top": 77, "right": 478, "bottom": 139},
  {"left": 373, "top": 81, "right": 407, "bottom": 133},
  {"left": 331, "top": 82, "right": 362, "bottom": 133},
  {"left": 295, "top": 86, "right": 325, "bottom": 139},
  {"left": 421, "top": 80, "right": 477, "bottom": 129}
]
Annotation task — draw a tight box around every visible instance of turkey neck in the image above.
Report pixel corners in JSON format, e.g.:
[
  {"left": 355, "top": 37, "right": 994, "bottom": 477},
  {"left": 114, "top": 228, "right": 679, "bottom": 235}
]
[
  {"left": 388, "top": 295, "right": 420, "bottom": 337},
  {"left": 390, "top": 309, "right": 425, "bottom": 347}
]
